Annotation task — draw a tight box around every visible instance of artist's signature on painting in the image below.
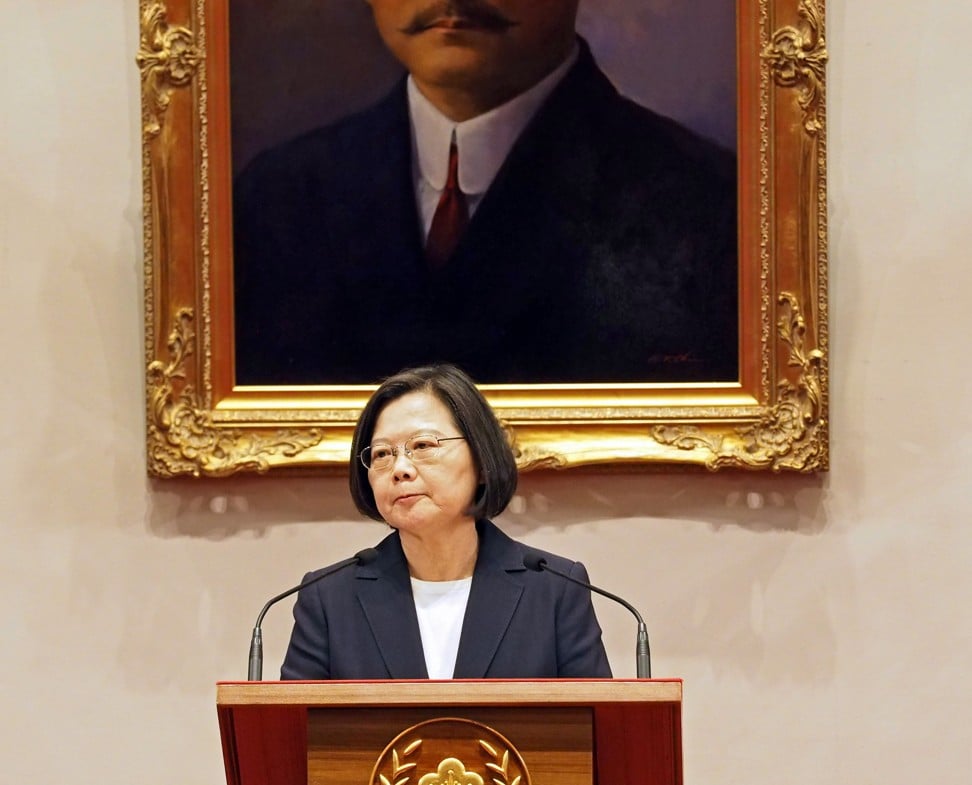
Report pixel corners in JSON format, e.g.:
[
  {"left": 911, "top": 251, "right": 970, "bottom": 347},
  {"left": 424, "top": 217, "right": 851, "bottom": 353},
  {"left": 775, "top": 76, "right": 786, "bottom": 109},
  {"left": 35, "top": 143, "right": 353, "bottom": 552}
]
[{"left": 646, "top": 352, "right": 702, "bottom": 365}]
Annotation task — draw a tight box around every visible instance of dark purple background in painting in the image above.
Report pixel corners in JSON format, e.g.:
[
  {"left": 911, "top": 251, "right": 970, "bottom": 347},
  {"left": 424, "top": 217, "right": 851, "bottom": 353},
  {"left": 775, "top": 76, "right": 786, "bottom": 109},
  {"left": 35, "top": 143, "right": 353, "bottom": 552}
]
[{"left": 229, "top": 0, "right": 737, "bottom": 176}]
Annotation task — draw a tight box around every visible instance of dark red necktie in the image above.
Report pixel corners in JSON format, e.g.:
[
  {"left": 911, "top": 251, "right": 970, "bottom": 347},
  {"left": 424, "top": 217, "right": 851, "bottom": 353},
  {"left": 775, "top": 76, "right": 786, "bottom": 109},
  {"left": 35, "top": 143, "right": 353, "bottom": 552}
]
[{"left": 425, "top": 141, "right": 469, "bottom": 269}]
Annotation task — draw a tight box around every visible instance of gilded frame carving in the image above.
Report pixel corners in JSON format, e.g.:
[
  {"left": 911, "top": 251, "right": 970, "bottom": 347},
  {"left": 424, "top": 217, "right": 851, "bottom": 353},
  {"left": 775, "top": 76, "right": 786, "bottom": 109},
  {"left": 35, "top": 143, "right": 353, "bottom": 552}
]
[{"left": 139, "top": 0, "right": 829, "bottom": 477}]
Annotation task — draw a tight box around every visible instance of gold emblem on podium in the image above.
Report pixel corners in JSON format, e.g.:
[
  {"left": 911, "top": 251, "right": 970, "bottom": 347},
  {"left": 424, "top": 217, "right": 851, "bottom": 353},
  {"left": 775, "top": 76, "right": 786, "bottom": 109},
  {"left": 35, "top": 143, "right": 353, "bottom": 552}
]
[
  {"left": 417, "top": 757, "right": 483, "bottom": 785},
  {"left": 371, "top": 717, "right": 530, "bottom": 785}
]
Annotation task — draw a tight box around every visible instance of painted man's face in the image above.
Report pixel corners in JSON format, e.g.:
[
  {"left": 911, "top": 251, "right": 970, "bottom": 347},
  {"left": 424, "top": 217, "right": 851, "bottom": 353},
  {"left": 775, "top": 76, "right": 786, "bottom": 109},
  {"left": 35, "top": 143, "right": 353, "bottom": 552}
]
[{"left": 366, "top": 0, "right": 580, "bottom": 115}]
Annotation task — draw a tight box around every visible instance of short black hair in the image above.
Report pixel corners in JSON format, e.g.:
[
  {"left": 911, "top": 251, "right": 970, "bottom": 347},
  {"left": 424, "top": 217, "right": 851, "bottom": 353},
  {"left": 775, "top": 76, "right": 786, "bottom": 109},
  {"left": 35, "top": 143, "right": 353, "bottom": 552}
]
[{"left": 349, "top": 364, "right": 518, "bottom": 521}]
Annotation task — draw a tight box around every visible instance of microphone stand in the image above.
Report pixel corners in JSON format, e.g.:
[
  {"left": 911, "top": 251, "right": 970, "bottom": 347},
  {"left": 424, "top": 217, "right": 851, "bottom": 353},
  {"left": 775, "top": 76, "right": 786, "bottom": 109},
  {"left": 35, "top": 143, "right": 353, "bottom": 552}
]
[
  {"left": 525, "top": 554, "right": 651, "bottom": 678},
  {"left": 246, "top": 549, "right": 377, "bottom": 680}
]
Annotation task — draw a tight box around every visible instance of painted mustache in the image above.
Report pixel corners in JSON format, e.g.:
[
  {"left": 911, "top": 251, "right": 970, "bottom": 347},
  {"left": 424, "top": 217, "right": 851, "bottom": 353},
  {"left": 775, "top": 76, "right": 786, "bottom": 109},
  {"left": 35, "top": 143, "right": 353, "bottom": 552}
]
[{"left": 400, "top": 0, "right": 518, "bottom": 34}]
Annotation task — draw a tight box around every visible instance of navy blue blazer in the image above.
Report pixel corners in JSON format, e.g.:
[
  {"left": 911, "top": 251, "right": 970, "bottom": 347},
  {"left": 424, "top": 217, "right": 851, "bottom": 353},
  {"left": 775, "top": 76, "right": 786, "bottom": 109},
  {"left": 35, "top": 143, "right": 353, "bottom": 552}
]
[
  {"left": 234, "top": 40, "right": 738, "bottom": 386},
  {"left": 280, "top": 520, "right": 612, "bottom": 680}
]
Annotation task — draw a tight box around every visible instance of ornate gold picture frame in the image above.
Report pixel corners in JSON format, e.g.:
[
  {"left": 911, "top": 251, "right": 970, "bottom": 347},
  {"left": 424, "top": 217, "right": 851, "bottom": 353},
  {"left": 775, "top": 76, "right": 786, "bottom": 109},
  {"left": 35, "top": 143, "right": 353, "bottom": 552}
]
[{"left": 139, "top": 0, "right": 828, "bottom": 477}]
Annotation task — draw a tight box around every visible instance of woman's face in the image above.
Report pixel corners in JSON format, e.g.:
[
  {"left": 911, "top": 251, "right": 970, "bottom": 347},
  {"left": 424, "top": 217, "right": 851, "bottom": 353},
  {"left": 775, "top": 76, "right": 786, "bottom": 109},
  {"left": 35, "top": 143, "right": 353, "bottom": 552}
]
[{"left": 368, "top": 391, "right": 479, "bottom": 539}]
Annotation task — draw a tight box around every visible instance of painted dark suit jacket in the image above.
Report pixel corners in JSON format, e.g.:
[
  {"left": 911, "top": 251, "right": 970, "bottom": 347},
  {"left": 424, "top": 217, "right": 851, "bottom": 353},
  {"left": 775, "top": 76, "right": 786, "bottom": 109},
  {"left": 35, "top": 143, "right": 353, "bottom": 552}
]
[
  {"left": 280, "top": 519, "right": 612, "bottom": 680},
  {"left": 234, "top": 40, "right": 737, "bottom": 385}
]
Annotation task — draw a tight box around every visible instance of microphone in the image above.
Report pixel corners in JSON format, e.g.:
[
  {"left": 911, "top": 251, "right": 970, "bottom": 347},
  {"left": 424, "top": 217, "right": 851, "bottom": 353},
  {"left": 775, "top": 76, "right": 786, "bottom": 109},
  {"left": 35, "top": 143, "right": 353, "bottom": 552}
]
[
  {"left": 247, "top": 547, "right": 379, "bottom": 680},
  {"left": 523, "top": 551, "right": 651, "bottom": 678}
]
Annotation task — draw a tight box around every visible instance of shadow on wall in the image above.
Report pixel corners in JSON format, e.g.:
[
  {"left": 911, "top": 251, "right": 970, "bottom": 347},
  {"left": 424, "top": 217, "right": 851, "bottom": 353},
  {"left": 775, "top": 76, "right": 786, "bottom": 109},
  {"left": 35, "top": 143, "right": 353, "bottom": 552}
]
[
  {"left": 145, "top": 470, "right": 828, "bottom": 540},
  {"left": 505, "top": 471, "right": 828, "bottom": 536},
  {"left": 146, "top": 475, "right": 363, "bottom": 539}
]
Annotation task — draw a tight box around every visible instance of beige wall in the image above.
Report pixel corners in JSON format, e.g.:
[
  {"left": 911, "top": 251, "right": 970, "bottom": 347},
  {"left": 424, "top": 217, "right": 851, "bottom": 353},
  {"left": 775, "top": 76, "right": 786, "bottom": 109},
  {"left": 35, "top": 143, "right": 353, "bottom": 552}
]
[{"left": 2, "top": 1, "right": 971, "bottom": 782}]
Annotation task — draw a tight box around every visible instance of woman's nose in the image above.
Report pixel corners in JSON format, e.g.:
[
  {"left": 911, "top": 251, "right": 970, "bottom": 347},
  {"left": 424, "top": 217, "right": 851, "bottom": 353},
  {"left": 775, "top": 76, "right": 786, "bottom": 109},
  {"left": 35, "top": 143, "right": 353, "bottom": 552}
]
[{"left": 391, "top": 450, "right": 416, "bottom": 479}]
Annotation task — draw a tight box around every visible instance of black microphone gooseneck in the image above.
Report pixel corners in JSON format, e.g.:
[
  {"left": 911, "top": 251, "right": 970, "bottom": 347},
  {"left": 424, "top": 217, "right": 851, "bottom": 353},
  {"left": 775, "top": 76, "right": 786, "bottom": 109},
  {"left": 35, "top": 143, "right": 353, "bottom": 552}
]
[
  {"left": 523, "top": 551, "right": 651, "bottom": 678},
  {"left": 247, "top": 547, "right": 379, "bottom": 681}
]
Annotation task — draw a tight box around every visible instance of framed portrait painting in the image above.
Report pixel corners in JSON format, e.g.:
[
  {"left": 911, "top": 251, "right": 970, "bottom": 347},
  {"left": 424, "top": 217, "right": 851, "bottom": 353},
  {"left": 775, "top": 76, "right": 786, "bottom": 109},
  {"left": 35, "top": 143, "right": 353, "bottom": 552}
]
[{"left": 138, "top": 0, "right": 829, "bottom": 476}]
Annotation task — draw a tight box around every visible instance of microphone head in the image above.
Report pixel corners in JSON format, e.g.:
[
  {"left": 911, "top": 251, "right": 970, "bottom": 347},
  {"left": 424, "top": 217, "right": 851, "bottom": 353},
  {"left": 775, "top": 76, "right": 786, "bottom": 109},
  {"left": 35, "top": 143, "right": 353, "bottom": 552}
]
[
  {"left": 522, "top": 551, "right": 547, "bottom": 572},
  {"left": 355, "top": 547, "right": 379, "bottom": 566}
]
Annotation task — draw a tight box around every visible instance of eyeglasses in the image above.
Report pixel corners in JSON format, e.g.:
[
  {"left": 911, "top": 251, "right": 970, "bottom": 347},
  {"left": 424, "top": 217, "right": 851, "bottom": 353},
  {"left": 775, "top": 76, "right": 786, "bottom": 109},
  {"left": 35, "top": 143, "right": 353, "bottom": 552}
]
[{"left": 359, "top": 434, "right": 466, "bottom": 471}]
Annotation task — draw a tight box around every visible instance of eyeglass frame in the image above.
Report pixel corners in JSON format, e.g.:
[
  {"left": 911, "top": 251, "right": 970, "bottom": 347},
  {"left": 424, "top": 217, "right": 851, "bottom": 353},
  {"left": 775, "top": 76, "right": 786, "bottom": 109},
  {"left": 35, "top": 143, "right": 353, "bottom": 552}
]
[{"left": 358, "top": 434, "right": 467, "bottom": 471}]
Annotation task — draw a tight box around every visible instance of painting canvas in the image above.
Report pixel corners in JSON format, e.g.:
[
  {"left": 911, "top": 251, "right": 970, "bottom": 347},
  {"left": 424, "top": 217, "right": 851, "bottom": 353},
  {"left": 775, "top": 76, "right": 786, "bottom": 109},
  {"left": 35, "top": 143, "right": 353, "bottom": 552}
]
[{"left": 229, "top": 1, "right": 739, "bottom": 386}]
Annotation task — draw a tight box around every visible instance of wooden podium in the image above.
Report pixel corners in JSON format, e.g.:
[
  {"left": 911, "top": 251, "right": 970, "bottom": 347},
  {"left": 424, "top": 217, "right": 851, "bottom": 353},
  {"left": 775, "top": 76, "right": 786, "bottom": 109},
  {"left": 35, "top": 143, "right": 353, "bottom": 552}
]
[{"left": 217, "top": 679, "right": 682, "bottom": 785}]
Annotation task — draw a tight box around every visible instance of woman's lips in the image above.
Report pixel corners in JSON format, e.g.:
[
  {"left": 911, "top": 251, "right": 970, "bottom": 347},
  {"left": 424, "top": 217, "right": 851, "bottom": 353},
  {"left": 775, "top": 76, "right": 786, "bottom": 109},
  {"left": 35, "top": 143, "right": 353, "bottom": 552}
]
[{"left": 394, "top": 492, "right": 424, "bottom": 504}]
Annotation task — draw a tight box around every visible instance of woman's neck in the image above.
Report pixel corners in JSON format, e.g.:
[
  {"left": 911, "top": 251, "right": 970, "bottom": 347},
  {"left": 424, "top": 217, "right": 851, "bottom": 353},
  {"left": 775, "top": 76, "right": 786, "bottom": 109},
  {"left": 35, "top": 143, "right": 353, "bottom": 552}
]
[{"left": 401, "top": 523, "right": 479, "bottom": 581}]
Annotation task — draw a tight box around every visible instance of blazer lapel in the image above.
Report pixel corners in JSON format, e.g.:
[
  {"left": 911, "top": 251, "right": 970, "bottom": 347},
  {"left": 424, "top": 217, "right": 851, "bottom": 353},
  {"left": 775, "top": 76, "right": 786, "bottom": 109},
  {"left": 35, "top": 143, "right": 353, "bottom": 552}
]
[
  {"left": 354, "top": 534, "right": 429, "bottom": 679},
  {"left": 453, "top": 521, "right": 526, "bottom": 678}
]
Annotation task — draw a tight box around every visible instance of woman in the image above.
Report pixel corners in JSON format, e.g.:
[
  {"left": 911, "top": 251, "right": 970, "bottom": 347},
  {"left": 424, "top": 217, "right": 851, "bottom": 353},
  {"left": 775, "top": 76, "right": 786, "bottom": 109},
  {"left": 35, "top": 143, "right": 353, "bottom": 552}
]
[{"left": 281, "top": 364, "right": 611, "bottom": 679}]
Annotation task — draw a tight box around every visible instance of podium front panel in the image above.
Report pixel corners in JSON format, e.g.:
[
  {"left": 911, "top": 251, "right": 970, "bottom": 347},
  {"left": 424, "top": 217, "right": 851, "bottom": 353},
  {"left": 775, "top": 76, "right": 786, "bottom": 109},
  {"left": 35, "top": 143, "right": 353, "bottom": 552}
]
[{"left": 308, "top": 706, "right": 593, "bottom": 785}]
